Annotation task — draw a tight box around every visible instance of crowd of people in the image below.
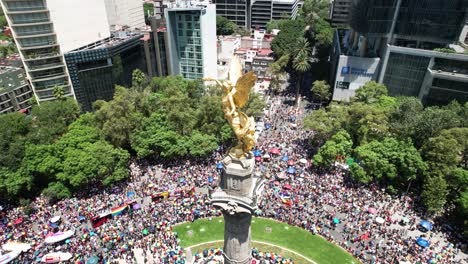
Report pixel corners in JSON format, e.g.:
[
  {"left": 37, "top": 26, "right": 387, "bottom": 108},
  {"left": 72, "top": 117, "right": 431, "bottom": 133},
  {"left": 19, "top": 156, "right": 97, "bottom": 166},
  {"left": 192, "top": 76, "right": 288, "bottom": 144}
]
[{"left": 0, "top": 94, "right": 466, "bottom": 264}]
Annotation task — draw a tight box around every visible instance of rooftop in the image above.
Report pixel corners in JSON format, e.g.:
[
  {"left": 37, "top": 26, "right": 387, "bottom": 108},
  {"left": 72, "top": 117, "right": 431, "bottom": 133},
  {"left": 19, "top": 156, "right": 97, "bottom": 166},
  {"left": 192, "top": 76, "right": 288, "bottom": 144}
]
[
  {"left": 165, "top": 0, "right": 212, "bottom": 10},
  {"left": 69, "top": 32, "right": 143, "bottom": 52},
  {"left": 0, "top": 66, "right": 21, "bottom": 75}
]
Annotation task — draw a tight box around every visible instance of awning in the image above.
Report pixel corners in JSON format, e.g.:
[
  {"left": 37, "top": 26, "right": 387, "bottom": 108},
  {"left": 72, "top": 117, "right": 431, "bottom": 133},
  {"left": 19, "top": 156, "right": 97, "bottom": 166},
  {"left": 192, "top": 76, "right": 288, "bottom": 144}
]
[
  {"left": 419, "top": 220, "right": 433, "bottom": 231},
  {"left": 416, "top": 237, "right": 430, "bottom": 247},
  {"left": 269, "top": 148, "right": 280, "bottom": 155}
]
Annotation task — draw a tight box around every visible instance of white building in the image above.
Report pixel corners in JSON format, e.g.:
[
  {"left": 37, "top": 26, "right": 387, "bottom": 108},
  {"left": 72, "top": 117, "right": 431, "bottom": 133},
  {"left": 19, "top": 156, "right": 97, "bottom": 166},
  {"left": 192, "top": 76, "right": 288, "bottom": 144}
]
[
  {"left": 104, "top": 0, "right": 146, "bottom": 30},
  {"left": 0, "top": 0, "right": 111, "bottom": 102},
  {"left": 164, "top": 1, "right": 217, "bottom": 79},
  {"left": 48, "top": 0, "right": 110, "bottom": 52}
]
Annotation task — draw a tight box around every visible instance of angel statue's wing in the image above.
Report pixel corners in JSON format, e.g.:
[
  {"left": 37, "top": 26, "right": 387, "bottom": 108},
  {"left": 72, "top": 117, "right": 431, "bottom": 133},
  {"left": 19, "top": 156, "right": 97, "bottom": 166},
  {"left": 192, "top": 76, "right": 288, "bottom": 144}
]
[
  {"left": 233, "top": 71, "right": 257, "bottom": 108},
  {"left": 228, "top": 55, "right": 243, "bottom": 85}
]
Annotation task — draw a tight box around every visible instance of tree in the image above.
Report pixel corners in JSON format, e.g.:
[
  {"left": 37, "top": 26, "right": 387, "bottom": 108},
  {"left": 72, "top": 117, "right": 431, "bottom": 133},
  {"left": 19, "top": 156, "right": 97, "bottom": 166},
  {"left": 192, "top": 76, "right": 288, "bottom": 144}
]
[
  {"left": 353, "top": 81, "right": 388, "bottom": 104},
  {"left": 292, "top": 38, "right": 312, "bottom": 106},
  {"left": 310, "top": 80, "right": 331, "bottom": 104},
  {"left": 422, "top": 175, "right": 449, "bottom": 215},
  {"left": 300, "top": 0, "right": 330, "bottom": 24},
  {"left": 94, "top": 86, "right": 144, "bottom": 149},
  {"left": 412, "top": 106, "right": 462, "bottom": 147},
  {"left": 52, "top": 85, "right": 65, "bottom": 100},
  {"left": 348, "top": 103, "right": 390, "bottom": 144},
  {"left": 42, "top": 182, "right": 71, "bottom": 202},
  {"left": 29, "top": 98, "right": 80, "bottom": 144},
  {"left": 143, "top": 3, "right": 154, "bottom": 25},
  {"left": 0, "top": 15, "right": 7, "bottom": 28},
  {"left": 242, "top": 92, "right": 267, "bottom": 117},
  {"left": 312, "top": 18, "right": 334, "bottom": 60},
  {"left": 349, "top": 163, "right": 372, "bottom": 184},
  {"left": 234, "top": 27, "right": 251, "bottom": 36},
  {"left": 132, "top": 69, "right": 148, "bottom": 91},
  {"left": 267, "top": 55, "right": 289, "bottom": 94},
  {"left": 57, "top": 140, "right": 129, "bottom": 188},
  {"left": 390, "top": 96, "right": 424, "bottom": 140},
  {"left": 421, "top": 134, "right": 461, "bottom": 176},
  {"left": 303, "top": 103, "right": 349, "bottom": 145},
  {"left": 216, "top": 16, "right": 236, "bottom": 35},
  {"left": 188, "top": 132, "right": 219, "bottom": 157},
  {"left": 353, "top": 137, "right": 426, "bottom": 192},
  {"left": 0, "top": 112, "right": 31, "bottom": 170},
  {"left": 266, "top": 19, "right": 290, "bottom": 33},
  {"left": 196, "top": 95, "right": 231, "bottom": 142},
  {"left": 271, "top": 19, "right": 306, "bottom": 58},
  {"left": 313, "top": 130, "right": 353, "bottom": 167}
]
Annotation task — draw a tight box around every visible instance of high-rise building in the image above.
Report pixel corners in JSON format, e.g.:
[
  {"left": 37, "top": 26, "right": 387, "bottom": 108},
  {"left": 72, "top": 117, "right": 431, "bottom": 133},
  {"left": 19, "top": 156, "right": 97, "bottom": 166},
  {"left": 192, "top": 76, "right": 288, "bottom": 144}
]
[
  {"left": 104, "top": 0, "right": 146, "bottom": 30},
  {"left": 63, "top": 33, "right": 149, "bottom": 111},
  {"left": 164, "top": 1, "right": 217, "bottom": 79},
  {"left": 0, "top": 66, "right": 34, "bottom": 114},
  {"left": 149, "top": 17, "right": 170, "bottom": 77},
  {"left": 330, "top": 0, "right": 352, "bottom": 28},
  {"left": 214, "top": 0, "right": 250, "bottom": 28},
  {"left": 330, "top": 0, "right": 468, "bottom": 105},
  {"left": 0, "top": 0, "right": 111, "bottom": 102},
  {"left": 214, "top": 0, "right": 301, "bottom": 29}
]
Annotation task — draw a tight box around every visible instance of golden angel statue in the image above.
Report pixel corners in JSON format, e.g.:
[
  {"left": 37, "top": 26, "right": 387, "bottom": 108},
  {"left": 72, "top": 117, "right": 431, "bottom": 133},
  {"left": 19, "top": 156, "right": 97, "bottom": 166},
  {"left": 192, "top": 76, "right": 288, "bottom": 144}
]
[{"left": 204, "top": 56, "right": 257, "bottom": 159}]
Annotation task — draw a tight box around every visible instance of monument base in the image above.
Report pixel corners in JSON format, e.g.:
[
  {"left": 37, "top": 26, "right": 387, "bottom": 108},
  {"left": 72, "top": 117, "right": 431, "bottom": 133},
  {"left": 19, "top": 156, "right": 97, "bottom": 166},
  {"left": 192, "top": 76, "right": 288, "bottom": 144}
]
[{"left": 222, "top": 211, "right": 252, "bottom": 264}]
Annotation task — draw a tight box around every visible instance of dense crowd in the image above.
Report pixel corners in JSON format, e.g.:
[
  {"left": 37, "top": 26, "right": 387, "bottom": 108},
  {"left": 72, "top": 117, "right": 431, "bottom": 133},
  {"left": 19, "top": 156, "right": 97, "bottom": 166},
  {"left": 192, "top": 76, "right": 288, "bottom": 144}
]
[{"left": 0, "top": 95, "right": 466, "bottom": 264}]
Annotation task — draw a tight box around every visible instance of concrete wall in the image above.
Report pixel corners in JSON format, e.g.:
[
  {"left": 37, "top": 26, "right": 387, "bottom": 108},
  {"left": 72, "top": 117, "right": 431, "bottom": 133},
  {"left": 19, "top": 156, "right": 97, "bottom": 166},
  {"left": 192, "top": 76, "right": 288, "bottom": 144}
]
[
  {"left": 332, "top": 55, "right": 380, "bottom": 101},
  {"left": 201, "top": 4, "right": 217, "bottom": 79},
  {"left": 104, "top": 0, "right": 145, "bottom": 30},
  {"left": 47, "top": 0, "right": 111, "bottom": 52}
]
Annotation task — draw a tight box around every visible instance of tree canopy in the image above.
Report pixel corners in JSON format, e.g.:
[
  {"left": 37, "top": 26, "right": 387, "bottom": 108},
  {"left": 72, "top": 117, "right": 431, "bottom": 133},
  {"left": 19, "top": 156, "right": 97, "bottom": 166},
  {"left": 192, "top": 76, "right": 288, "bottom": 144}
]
[
  {"left": 0, "top": 72, "right": 259, "bottom": 204},
  {"left": 304, "top": 81, "right": 467, "bottom": 218},
  {"left": 216, "top": 16, "right": 237, "bottom": 36}
]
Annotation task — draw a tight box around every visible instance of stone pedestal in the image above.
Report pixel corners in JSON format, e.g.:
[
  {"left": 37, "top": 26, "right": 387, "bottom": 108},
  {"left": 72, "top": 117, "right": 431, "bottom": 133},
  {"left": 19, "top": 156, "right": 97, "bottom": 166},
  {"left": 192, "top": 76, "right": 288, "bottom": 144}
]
[{"left": 211, "top": 153, "right": 264, "bottom": 264}]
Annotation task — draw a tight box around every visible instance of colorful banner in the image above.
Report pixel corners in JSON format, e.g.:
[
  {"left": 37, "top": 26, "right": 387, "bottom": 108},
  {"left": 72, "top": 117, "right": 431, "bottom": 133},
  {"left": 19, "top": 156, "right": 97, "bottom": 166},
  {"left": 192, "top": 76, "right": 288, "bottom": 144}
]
[{"left": 111, "top": 204, "right": 128, "bottom": 217}]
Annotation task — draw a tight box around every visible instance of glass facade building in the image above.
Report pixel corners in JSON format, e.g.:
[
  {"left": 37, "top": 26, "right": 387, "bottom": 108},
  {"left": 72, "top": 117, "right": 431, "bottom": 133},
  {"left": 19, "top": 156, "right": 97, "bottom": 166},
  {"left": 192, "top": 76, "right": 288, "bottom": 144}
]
[
  {"left": 395, "top": 0, "right": 467, "bottom": 42},
  {"left": 64, "top": 34, "right": 147, "bottom": 111},
  {"left": 165, "top": 2, "right": 217, "bottom": 80},
  {"left": 383, "top": 53, "right": 430, "bottom": 97},
  {"left": 350, "top": 0, "right": 467, "bottom": 43},
  {"left": 173, "top": 11, "right": 204, "bottom": 79}
]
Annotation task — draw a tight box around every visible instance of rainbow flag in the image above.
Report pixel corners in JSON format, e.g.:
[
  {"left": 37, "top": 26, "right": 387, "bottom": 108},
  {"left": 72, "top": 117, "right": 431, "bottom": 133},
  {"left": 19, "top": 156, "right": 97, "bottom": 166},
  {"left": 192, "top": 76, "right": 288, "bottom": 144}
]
[{"left": 111, "top": 204, "right": 128, "bottom": 217}]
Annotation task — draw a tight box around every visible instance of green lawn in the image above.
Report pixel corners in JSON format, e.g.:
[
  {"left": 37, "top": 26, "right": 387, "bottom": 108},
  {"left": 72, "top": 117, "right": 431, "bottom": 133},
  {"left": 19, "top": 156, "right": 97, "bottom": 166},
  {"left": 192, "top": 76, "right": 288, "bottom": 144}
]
[{"left": 173, "top": 217, "right": 358, "bottom": 264}]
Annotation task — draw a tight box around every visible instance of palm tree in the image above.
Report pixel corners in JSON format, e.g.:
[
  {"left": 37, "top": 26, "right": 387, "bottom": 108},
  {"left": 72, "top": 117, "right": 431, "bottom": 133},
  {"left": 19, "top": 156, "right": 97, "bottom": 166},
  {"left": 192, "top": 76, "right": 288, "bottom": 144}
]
[{"left": 292, "top": 38, "right": 312, "bottom": 107}]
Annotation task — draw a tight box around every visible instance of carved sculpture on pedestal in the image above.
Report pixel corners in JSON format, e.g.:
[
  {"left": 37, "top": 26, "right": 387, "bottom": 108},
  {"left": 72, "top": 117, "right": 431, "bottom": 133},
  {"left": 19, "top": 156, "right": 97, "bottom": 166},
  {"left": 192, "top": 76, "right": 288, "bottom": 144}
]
[{"left": 204, "top": 56, "right": 264, "bottom": 264}]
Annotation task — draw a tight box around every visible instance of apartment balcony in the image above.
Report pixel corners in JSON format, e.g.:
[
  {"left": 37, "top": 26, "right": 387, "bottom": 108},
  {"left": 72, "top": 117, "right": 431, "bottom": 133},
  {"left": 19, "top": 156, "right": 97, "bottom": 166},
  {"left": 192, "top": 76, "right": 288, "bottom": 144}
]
[
  {"left": 15, "top": 31, "right": 55, "bottom": 39},
  {"left": 31, "top": 72, "right": 68, "bottom": 82},
  {"left": 23, "top": 51, "right": 61, "bottom": 61},
  {"left": 6, "top": 7, "right": 48, "bottom": 15},
  {"left": 429, "top": 68, "right": 468, "bottom": 82},
  {"left": 11, "top": 18, "right": 51, "bottom": 26},
  {"left": 34, "top": 82, "right": 70, "bottom": 91},
  {"left": 28, "top": 62, "right": 64, "bottom": 72},
  {"left": 19, "top": 41, "right": 58, "bottom": 50}
]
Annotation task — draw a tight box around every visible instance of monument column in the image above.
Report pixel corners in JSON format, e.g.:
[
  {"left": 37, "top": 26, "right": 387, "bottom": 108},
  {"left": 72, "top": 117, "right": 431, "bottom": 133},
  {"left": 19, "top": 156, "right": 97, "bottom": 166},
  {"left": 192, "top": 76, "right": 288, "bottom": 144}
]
[
  {"left": 206, "top": 56, "right": 263, "bottom": 264},
  {"left": 223, "top": 212, "right": 252, "bottom": 264},
  {"left": 211, "top": 154, "right": 263, "bottom": 264}
]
